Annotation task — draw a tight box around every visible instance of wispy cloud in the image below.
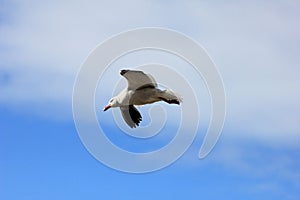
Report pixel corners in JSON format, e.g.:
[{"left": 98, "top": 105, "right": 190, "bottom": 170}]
[{"left": 211, "top": 138, "right": 300, "bottom": 197}]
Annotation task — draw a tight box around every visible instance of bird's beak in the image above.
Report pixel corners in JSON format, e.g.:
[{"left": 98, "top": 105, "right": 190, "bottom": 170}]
[{"left": 103, "top": 104, "right": 111, "bottom": 111}]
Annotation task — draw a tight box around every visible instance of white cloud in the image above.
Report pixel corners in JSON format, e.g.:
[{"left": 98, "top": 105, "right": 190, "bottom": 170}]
[
  {"left": 0, "top": 1, "right": 299, "bottom": 143},
  {"left": 179, "top": 1, "right": 300, "bottom": 143}
]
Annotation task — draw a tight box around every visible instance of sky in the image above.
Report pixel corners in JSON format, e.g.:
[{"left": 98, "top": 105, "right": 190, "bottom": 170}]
[{"left": 1, "top": 0, "right": 300, "bottom": 199}]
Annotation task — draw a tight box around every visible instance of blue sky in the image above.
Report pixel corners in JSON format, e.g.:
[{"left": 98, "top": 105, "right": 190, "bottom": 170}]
[{"left": 1, "top": 0, "right": 300, "bottom": 199}]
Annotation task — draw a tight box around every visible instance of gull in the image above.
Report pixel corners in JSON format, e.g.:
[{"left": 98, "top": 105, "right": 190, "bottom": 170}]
[{"left": 103, "top": 69, "right": 182, "bottom": 128}]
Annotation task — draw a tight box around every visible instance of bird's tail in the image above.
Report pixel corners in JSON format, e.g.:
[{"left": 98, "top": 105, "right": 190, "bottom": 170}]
[{"left": 159, "top": 89, "right": 183, "bottom": 105}]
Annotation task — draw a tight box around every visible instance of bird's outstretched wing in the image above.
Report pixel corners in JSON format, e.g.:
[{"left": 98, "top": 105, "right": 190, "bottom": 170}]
[
  {"left": 120, "top": 105, "right": 142, "bottom": 128},
  {"left": 120, "top": 69, "right": 157, "bottom": 91}
]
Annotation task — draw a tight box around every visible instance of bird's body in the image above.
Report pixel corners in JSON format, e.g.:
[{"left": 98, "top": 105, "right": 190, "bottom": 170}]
[
  {"left": 103, "top": 69, "right": 182, "bottom": 128},
  {"left": 118, "top": 88, "right": 170, "bottom": 105}
]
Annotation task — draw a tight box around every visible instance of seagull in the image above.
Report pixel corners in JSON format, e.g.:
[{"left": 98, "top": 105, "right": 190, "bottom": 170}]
[{"left": 103, "top": 69, "right": 182, "bottom": 128}]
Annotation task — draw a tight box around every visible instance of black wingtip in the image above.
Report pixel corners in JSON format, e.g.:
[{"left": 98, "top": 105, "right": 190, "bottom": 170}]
[
  {"left": 120, "top": 69, "right": 129, "bottom": 76},
  {"left": 129, "top": 105, "right": 142, "bottom": 128}
]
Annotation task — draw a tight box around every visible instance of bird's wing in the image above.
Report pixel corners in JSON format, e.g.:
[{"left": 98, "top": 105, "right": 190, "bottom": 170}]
[
  {"left": 120, "top": 69, "right": 157, "bottom": 91},
  {"left": 120, "top": 105, "right": 142, "bottom": 128}
]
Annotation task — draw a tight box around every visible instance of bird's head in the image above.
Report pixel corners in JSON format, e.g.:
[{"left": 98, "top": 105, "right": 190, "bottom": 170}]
[{"left": 103, "top": 97, "right": 118, "bottom": 111}]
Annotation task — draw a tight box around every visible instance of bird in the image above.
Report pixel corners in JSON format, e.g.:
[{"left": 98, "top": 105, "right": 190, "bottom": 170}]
[{"left": 103, "top": 69, "right": 182, "bottom": 128}]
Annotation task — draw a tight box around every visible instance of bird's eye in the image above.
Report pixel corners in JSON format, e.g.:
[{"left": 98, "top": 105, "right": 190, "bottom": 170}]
[{"left": 109, "top": 99, "right": 113, "bottom": 103}]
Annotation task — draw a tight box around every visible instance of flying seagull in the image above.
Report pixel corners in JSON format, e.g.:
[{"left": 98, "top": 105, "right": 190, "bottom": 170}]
[{"left": 103, "top": 69, "right": 182, "bottom": 128}]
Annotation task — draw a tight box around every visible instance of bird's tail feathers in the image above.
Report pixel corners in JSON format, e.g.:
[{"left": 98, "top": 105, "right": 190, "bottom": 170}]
[{"left": 160, "top": 89, "right": 183, "bottom": 104}]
